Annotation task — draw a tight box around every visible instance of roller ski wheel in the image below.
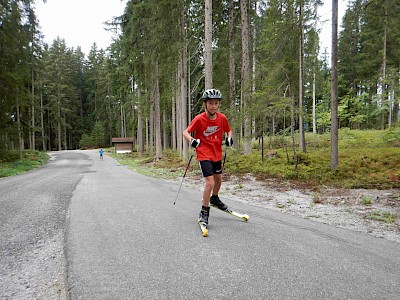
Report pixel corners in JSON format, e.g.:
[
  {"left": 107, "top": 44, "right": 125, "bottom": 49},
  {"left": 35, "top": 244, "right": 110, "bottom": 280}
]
[
  {"left": 198, "top": 221, "right": 209, "bottom": 237},
  {"left": 198, "top": 206, "right": 210, "bottom": 237}
]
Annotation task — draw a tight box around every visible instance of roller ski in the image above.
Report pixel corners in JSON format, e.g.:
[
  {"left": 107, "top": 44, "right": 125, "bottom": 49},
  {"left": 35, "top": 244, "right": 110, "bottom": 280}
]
[
  {"left": 198, "top": 206, "right": 209, "bottom": 237},
  {"left": 210, "top": 195, "right": 249, "bottom": 222}
]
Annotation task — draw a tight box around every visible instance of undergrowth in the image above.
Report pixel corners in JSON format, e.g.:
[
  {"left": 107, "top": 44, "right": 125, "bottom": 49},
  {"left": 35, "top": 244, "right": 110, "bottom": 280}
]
[
  {"left": 2, "top": 128, "right": 399, "bottom": 189},
  {"left": 114, "top": 128, "right": 400, "bottom": 189},
  {"left": 0, "top": 150, "right": 49, "bottom": 177}
]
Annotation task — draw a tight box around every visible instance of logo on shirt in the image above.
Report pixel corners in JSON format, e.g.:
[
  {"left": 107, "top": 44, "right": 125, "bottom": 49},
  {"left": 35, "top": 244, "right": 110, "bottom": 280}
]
[{"left": 203, "top": 126, "right": 220, "bottom": 137}]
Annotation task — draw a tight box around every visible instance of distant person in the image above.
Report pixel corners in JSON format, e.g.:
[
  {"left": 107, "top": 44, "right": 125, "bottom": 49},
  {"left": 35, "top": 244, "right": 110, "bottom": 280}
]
[{"left": 99, "top": 148, "right": 104, "bottom": 160}]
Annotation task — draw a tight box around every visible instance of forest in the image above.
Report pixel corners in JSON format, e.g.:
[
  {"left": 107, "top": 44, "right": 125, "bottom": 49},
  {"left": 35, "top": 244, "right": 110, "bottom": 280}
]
[{"left": 1, "top": 0, "right": 399, "bottom": 169}]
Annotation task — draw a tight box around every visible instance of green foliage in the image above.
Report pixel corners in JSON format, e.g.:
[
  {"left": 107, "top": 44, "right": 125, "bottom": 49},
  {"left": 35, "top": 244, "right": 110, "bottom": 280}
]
[
  {"left": 383, "top": 127, "right": 400, "bottom": 146},
  {"left": 110, "top": 133, "right": 396, "bottom": 192},
  {"left": 109, "top": 150, "right": 187, "bottom": 180},
  {"left": 79, "top": 134, "right": 93, "bottom": 150},
  {"left": 79, "top": 122, "right": 107, "bottom": 149},
  {"left": 2, "top": 0, "right": 400, "bottom": 158},
  {"left": 117, "top": 129, "right": 399, "bottom": 189},
  {"left": 338, "top": 0, "right": 400, "bottom": 130},
  {"left": 364, "top": 211, "right": 396, "bottom": 224},
  {"left": 91, "top": 122, "right": 106, "bottom": 148},
  {"left": 360, "top": 196, "right": 373, "bottom": 206},
  {"left": 0, "top": 150, "right": 21, "bottom": 163},
  {"left": 0, "top": 151, "right": 49, "bottom": 177}
]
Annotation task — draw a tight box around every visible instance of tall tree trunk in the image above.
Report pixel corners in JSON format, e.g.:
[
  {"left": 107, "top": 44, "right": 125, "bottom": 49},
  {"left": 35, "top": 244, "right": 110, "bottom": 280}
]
[
  {"left": 107, "top": 92, "right": 112, "bottom": 145},
  {"left": 162, "top": 110, "right": 169, "bottom": 149},
  {"left": 298, "top": 2, "right": 306, "bottom": 152},
  {"left": 180, "top": 5, "right": 188, "bottom": 161},
  {"left": 291, "top": 95, "right": 298, "bottom": 176},
  {"left": 188, "top": 50, "right": 192, "bottom": 123},
  {"left": 57, "top": 91, "right": 62, "bottom": 151},
  {"left": 149, "top": 95, "right": 154, "bottom": 156},
  {"left": 393, "top": 73, "right": 399, "bottom": 125},
  {"left": 47, "top": 108, "right": 51, "bottom": 151},
  {"left": 137, "top": 89, "right": 144, "bottom": 155},
  {"left": 312, "top": 4, "right": 318, "bottom": 134},
  {"left": 16, "top": 96, "right": 23, "bottom": 159},
  {"left": 146, "top": 117, "right": 149, "bottom": 155},
  {"left": 31, "top": 69, "right": 35, "bottom": 151},
  {"left": 312, "top": 72, "right": 317, "bottom": 134},
  {"left": 382, "top": 1, "right": 389, "bottom": 128},
  {"left": 40, "top": 77, "right": 46, "bottom": 151},
  {"left": 331, "top": 0, "right": 339, "bottom": 169},
  {"left": 252, "top": 0, "right": 257, "bottom": 141},
  {"left": 172, "top": 91, "right": 177, "bottom": 152},
  {"left": 176, "top": 64, "right": 182, "bottom": 157},
  {"left": 120, "top": 101, "right": 125, "bottom": 137},
  {"left": 241, "top": 0, "right": 252, "bottom": 154},
  {"left": 204, "top": 0, "right": 213, "bottom": 89},
  {"left": 228, "top": 0, "right": 237, "bottom": 144},
  {"left": 63, "top": 112, "right": 67, "bottom": 150},
  {"left": 153, "top": 59, "right": 162, "bottom": 160}
]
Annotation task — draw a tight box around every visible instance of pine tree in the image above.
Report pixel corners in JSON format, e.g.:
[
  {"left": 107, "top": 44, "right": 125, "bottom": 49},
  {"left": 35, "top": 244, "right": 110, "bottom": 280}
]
[
  {"left": 331, "top": 0, "right": 339, "bottom": 169},
  {"left": 241, "top": 0, "right": 252, "bottom": 155}
]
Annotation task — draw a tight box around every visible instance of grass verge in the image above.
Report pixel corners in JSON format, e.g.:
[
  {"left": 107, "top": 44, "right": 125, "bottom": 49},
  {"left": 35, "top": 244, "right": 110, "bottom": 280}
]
[{"left": 0, "top": 151, "right": 50, "bottom": 177}]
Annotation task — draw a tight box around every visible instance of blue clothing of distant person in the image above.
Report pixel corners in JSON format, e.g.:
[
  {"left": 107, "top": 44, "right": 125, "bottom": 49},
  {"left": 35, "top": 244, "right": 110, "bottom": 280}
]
[{"left": 99, "top": 148, "right": 104, "bottom": 160}]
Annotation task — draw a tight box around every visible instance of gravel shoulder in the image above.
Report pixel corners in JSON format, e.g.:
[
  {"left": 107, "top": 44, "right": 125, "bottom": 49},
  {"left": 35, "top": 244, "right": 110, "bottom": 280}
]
[{"left": 179, "top": 173, "right": 400, "bottom": 243}]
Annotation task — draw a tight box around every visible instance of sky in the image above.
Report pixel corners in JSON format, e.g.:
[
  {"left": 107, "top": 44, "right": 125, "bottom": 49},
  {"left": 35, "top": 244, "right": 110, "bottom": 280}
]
[
  {"left": 319, "top": 0, "right": 348, "bottom": 57},
  {"left": 35, "top": 0, "right": 347, "bottom": 57},
  {"left": 35, "top": 0, "right": 127, "bottom": 55}
]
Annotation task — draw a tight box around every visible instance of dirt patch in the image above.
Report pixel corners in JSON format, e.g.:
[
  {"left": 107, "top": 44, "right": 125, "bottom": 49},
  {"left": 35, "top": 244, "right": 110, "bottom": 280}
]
[{"left": 178, "top": 173, "right": 400, "bottom": 243}]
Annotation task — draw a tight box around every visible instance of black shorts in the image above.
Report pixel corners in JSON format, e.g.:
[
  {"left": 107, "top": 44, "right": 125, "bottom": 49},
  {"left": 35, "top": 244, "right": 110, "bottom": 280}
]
[{"left": 199, "top": 160, "right": 222, "bottom": 177}]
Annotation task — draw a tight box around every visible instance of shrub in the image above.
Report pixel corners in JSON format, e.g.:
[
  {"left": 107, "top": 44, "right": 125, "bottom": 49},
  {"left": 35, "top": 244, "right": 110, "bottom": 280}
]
[
  {"left": 79, "top": 134, "right": 93, "bottom": 149},
  {"left": 383, "top": 127, "right": 400, "bottom": 146}
]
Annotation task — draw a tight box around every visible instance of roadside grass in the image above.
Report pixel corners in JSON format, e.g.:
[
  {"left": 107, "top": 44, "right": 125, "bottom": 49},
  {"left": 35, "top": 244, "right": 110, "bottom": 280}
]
[
  {"left": 111, "top": 128, "right": 400, "bottom": 189},
  {"left": 2, "top": 128, "right": 399, "bottom": 189},
  {"left": 221, "top": 129, "right": 400, "bottom": 189},
  {"left": 364, "top": 211, "right": 396, "bottom": 224},
  {"left": 360, "top": 196, "right": 373, "bottom": 206},
  {"left": 109, "top": 150, "right": 197, "bottom": 180},
  {"left": 0, "top": 150, "right": 50, "bottom": 177}
]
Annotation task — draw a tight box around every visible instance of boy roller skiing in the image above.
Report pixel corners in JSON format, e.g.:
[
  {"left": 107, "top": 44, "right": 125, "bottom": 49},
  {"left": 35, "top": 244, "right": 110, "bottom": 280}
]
[{"left": 183, "top": 88, "right": 248, "bottom": 237}]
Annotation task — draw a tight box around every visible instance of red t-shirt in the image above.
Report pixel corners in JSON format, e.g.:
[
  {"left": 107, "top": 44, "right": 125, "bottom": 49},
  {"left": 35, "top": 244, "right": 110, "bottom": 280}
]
[{"left": 186, "top": 112, "right": 231, "bottom": 162}]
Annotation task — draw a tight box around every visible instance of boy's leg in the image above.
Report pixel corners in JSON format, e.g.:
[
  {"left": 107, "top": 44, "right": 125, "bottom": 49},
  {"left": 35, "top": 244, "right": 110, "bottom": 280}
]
[
  {"left": 200, "top": 174, "right": 213, "bottom": 225},
  {"left": 209, "top": 163, "right": 228, "bottom": 210},
  {"left": 212, "top": 173, "right": 222, "bottom": 196},
  {"left": 199, "top": 161, "right": 215, "bottom": 207},
  {"left": 202, "top": 175, "right": 214, "bottom": 207}
]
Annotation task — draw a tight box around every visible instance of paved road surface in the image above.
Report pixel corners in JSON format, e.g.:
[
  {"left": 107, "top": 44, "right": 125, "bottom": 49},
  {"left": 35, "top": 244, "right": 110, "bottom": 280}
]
[
  {"left": 1, "top": 150, "right": 400, "bottom": 299},
  {"left": 1, "top": 150, "right": 91, "bottom": 299}
]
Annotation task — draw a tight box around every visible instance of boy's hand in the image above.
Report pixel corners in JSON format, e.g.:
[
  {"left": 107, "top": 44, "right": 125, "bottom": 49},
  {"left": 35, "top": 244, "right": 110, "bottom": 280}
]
[
  {"left": 225, "top": 137, "right": 233, "bottom": 147},
  {"left": 191, "top": 138, "right": 200, "bottom": 148}
]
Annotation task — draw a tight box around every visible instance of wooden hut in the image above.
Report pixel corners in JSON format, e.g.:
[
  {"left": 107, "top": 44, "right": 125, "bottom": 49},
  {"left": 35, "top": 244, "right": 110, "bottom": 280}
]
[{"left": 111, "top": 138, "right": 135, "bottom": 153}]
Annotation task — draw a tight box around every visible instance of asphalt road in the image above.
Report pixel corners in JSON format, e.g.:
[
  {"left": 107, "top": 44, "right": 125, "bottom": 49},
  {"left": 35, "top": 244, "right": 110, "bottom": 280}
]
[
  {"left": 1, "top": 150, "right": 400, "bottom": 299},
  {"left": 0, "top": 150, "right": 91, "bottom": 299}
]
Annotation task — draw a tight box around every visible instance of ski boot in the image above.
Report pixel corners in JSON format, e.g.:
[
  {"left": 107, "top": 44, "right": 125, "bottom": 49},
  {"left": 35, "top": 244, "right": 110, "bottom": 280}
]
[
  {"left": 210, "top": 195, "right": 228, "bottom": 211},
  {"left": 199, "top": 206, "right": 210, "bottom": 224},
  {"left": 198, "top": 206, "right": 209, "bottom": 237}
]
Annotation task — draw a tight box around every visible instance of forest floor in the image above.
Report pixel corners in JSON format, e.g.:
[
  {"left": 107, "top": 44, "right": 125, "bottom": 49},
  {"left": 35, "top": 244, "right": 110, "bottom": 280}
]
[{"left": 175, "top": 173, "right": 400, "bottom": 243}]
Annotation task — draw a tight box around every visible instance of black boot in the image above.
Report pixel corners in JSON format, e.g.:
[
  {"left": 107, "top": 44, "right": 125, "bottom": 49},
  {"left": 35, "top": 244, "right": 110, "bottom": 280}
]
[
  {"left": 198, "top": 206, "right": 210, "bottom": 224},
  {"left": 210, "top": 195, "right": 228, "bottom": 210}
]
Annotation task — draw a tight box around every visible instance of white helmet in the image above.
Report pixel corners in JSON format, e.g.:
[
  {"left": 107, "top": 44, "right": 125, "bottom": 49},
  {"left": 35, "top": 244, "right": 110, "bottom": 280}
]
[{"left": 202, "top": 88, "right": 222, "bottom": 101}]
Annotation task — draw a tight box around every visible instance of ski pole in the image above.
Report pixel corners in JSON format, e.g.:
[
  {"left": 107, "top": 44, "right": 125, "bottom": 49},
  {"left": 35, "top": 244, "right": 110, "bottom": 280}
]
[
  {"left": 222, "top": 146, "right": 228, "bottom": 172},
  {"left": 173, "top": 150, "right": 195, "bottom": 205}
]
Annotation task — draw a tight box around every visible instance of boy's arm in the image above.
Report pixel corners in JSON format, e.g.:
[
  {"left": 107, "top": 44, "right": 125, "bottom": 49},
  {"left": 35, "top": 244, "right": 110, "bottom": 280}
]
[
  {"left": 225, "top": 130, "right": 233, "bottom": 147},
  {"left": 183, "top": 129, "right": 192, "bottom": 142},
  {"left": 183, "top": 128, "right": 200, "bottom": 148}
]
